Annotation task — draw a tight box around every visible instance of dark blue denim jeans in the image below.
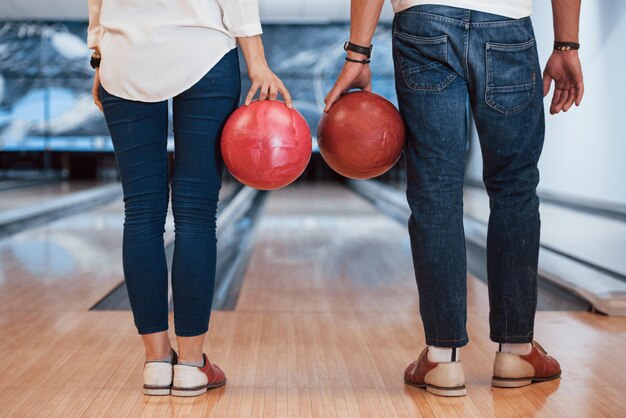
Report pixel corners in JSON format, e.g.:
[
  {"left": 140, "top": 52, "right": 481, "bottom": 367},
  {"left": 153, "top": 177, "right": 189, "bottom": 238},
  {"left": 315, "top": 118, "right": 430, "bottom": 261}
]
[
  {"left": 393, "top": 6, "right": 544, "bottom": 347},
  {"left": 100, "top": 49, "right": 241, "bottom": 336}
]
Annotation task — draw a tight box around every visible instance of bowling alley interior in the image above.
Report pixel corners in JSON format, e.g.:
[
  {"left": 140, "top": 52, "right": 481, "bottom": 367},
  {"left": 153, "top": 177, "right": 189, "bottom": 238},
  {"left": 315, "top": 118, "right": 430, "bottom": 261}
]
[{"left": 1, "top": 0, "right": 625, "bottom": 417}]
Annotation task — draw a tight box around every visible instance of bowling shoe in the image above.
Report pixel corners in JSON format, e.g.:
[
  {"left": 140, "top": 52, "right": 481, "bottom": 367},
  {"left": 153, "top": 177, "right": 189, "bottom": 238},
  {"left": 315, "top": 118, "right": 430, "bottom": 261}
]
[
  {"left": 492, "top": 341, "right": 561, "bottom": 388},
  {"left": 171, "top": 353, "right": 226, "bottom": 397},
  {"left": 404, "top": 348, "right": 467, "bottom": 397},
  {"left": 143, "top": 350, "right": 177, "bottom": 396}
]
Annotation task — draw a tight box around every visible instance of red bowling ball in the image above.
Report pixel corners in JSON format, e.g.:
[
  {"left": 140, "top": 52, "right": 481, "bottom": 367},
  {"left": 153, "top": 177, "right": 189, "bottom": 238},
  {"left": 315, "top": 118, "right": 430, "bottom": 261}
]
[
  {"left": 221, "top": 100, "right": 312, "bottom": 190},
  {"left": 318, "top": 91, "right": 405, "bottom": 180}
]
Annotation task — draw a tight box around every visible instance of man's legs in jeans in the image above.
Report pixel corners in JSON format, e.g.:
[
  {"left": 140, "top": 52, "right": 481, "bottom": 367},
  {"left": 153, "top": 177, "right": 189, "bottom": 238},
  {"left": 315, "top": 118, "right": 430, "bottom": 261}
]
[
  {"left": 394, "top": 5, "right": 558, "bottom": 394},
  {"left": 393, "top": 8, "right": 470, "bottom": 349},
  {"left": 395, "top": 6, "right": 544, "bottom": 348},
  {"left": 467, "top": 16, "right": 544, "bottom": 345}
]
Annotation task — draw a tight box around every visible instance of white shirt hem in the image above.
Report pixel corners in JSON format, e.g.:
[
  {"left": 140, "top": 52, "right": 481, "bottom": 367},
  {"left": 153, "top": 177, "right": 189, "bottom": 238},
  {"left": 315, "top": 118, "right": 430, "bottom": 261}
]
[{"left": 100, "top": 45, "right": 238, "bottom": 103}]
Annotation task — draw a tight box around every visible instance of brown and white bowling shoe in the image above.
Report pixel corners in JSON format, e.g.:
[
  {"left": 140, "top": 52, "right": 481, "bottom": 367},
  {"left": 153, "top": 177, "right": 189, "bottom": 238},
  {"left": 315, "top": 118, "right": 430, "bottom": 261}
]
[
  {"left": 404, "top": 347, "right": 467, "bottom": 397},
  {"left": 492, "top": 341, "right": 561, "bottom": 388},
  {"left": 171, "top": 353, "right": 226, "bottom": 397}
]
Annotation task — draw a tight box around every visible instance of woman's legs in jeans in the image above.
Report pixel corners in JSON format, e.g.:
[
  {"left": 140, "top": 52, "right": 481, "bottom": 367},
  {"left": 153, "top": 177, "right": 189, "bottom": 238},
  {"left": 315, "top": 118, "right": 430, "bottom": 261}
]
[
  {"left": 100, "top": 88, "right": 172, "bottom": 359},
  {"left": 170, "top": 49, "right": 241, "bottom": 361},
  {"left": 100, "top": 49, "right": 241, "bottom": 362}
]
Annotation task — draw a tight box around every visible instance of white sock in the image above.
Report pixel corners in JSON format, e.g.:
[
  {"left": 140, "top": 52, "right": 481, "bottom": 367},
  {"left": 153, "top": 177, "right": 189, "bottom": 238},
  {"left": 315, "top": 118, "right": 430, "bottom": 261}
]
[
  {"left": 427, "top": 346, "right": 460, "bottom": 362},
  {"left": 499, "top": 343, "right": 532, "bottom": 355}
]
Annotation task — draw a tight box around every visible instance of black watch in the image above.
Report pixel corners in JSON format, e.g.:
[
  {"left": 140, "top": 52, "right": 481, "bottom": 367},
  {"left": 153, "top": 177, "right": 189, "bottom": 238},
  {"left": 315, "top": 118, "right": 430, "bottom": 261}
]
[
  {"left": 343, "top": 41, "right": 373, "bottom": 59},
  {"left": 90, "top": 52, "right": 101, "bottom": 69}
]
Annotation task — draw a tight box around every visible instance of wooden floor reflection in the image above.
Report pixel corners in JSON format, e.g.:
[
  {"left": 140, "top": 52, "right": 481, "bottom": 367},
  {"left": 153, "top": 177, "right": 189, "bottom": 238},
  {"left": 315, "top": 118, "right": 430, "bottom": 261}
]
[{"left": 0, "top": 184, "right": 625, "bottom": 417}]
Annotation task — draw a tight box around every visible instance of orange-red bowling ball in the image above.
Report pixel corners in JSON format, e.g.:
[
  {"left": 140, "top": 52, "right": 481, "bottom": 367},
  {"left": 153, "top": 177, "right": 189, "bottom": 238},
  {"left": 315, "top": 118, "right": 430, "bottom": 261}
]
[
  {"left": 318, "top": 91, "right": 405, "bottom": 179},
  {"left": 221, "top": 100, "right": 312, "bottom": 190}
]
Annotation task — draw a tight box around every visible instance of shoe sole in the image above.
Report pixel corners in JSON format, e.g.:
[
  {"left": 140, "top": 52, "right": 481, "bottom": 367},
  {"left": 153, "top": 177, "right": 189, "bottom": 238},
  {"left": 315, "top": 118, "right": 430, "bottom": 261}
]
[
  {"left": 171, "top": 380, "right": 227, "bottom": 397},
  {"left": 491, "top": 372, "right": 561, "bottom": 388},
  {"left": 404, "top": 379, "right": 467, "bottom": 397},
  {"left": 143, "top": 386, "right": 171, "bottom": 396}
]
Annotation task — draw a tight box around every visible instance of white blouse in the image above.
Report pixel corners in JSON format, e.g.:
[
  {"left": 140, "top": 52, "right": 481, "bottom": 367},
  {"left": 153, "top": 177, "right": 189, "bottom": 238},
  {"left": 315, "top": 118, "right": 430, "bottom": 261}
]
[{"left": 87, "top": 0, "right": 262, "bottom": 102}]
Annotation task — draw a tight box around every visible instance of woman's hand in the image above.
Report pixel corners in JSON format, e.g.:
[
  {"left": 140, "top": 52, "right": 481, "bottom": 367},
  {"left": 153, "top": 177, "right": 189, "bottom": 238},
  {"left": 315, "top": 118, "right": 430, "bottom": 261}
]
[
  {"left": 238, "top": 35, "right": 292, "bottom": 109},
  {"left": 92, "top": 68, "right": 103, "bottom": 112}
]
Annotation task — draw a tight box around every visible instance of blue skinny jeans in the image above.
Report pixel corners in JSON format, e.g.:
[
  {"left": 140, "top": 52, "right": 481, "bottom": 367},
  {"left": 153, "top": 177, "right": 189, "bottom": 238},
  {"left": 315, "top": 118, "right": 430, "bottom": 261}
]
[{"left": 100, "top": 49, "right": 241, "bottom": 336}]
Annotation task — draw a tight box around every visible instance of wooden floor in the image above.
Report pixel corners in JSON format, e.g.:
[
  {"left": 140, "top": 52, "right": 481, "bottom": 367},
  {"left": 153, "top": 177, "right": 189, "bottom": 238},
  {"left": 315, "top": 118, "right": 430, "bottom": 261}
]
[{"left": 1, "top": 184, "right": 625, "bottom": 417}]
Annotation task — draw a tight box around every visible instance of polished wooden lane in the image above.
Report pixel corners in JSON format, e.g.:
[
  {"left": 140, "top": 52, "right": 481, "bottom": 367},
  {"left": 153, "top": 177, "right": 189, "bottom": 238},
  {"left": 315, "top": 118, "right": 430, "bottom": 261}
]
[
  {"left": 0, "top": 181, "right": 238, "bottom": 312},
  {"left": 0, "top": 184, "right": 625, "bottom": 416},
  {"left": 0, "top": 181, "right": 106, "bottom": 212}
]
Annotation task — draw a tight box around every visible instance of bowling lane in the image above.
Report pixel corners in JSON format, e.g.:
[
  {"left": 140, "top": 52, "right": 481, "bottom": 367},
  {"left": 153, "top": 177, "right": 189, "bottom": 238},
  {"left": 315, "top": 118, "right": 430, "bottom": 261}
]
[
  {"left": 213, "top": 184, "right": 626, "bottom": 415},
  {"left": 0, "top": 180, "right": 238, "bottom": 311},
  {"left": 235, "top": 183, "right": 490, "bottom": 314},
  {"left": 2, "top": 184, "right": 626, "bottom": 417},
  {"left": 0, "top": 180, "right": 109, "bottom": 212}
]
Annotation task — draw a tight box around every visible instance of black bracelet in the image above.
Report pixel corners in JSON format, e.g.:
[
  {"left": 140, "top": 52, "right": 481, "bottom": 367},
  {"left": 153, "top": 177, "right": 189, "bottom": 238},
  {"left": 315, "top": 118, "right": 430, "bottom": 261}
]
[
  {"left": 554, "top": 41, "right": 580, "bottom": 51},
  {"left": 90, "top": 52, "right": 101, "bottom": 69},
  {"left": 345, "top": 57, "right": 371, "bottom": 65},
  {"left": 343, "top": 41, "right": 373, "bottom": 58}
]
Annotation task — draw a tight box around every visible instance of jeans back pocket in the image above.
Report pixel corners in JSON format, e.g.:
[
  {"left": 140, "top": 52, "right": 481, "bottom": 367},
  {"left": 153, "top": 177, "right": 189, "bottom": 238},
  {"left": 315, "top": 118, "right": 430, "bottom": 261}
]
[
  {"left": 393, "top": 31, "right": 456, "bottom": 92},
  {"left": 485, "top": 39, "right": 537, "bottom": 115}
]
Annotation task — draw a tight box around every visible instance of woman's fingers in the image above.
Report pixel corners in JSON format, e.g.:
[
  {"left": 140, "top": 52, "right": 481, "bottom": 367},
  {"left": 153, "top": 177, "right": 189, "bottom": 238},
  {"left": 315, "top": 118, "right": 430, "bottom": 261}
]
[
  {"left": 92, "top": 72, "right": 103, "bottom": 112},
  {"left": 278, "top": 82, "right": 293, "bottom": 109},
  {"left": 259, "top": 82, "right": 270, "bottom": 101},
  {"left": 245, "top": 82, "right": 260, "bottom": 105},
  {"left": 93, "top": 92, "right": 103, "bottom": 112},
  {"left": 269, "top": 82, "right": 278, "bottom": 102},
  {"left": 246, "top": 73, "right": 292, "bottom": 109}
]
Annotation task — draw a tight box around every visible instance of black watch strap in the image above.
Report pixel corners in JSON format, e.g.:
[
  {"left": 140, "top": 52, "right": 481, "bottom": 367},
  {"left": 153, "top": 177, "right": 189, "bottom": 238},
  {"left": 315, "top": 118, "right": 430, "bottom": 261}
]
[
  {"left": 344, "top": 41, "right": 373, "bottom": 58},
  {"left": 554, "top": 41, "right": 580, "bottom": 51},
  {"left": 90, "top": 52, "right": 101, "bottom": 69}
]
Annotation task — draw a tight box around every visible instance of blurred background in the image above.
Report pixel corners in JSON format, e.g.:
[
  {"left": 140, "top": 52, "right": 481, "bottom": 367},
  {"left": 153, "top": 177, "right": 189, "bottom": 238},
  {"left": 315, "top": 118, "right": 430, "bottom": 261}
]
[{"left": 0, "top": 1, "right": 624, "bottom": 205}]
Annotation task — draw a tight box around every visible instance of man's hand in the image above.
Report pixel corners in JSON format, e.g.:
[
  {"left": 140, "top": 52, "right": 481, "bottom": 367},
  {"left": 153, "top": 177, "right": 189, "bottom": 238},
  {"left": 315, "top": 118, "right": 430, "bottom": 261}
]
[
  {"left": 324, "top": 0, "right": 384, "bottom": 112},
  {"left": 543, "top": 50, "right": 584, "bottom": 114},
  {"left": 324, "top": 61, "right": 372, "bottom": 112}
]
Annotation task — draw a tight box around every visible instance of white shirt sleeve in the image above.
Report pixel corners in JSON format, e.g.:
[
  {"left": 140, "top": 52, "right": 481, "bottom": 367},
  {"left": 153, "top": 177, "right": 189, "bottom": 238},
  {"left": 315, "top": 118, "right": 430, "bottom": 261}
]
[
  {"left": 87, "top": 0, "right": 104, "bottom": 49},
  {"left": 217, "top": 0, "right": 263, "bottom": 37}
]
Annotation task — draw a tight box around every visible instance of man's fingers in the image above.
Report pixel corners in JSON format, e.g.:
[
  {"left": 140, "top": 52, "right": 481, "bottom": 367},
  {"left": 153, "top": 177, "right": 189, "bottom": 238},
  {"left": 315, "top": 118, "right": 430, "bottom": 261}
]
[
  {"left": 324, "top": 86, "right": 343, "bottom": 113},
  {"left": 550, "top": 88, "right": 563, "bottom": 114},
  {"left": 543, "top": 72, "right": 553, "bottom": 97},
  {"left": 563, "top": 87, "right": 576, "bottom": 112},
  {"left": 575, "top": 81, "right": 584, "bottom": 106},
  {"left": 363, "top": 80, "right": 373, "bottom": 92},
  {"left": 554, "top": 88, "right": 569, "bottom": 114},
  {"left": 245, "top": 83, "right": 259, "bottom": 106}
]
